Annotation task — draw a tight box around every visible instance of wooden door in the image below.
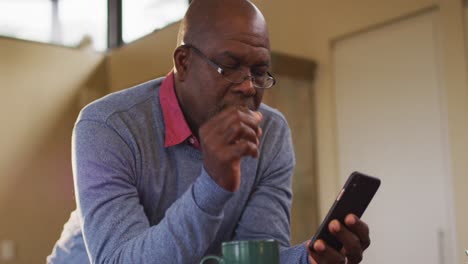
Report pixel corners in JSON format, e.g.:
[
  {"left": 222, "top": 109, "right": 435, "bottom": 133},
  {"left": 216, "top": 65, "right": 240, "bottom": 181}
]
[{"left": 263, "top": 52, "right": 319, "bottom": 244}]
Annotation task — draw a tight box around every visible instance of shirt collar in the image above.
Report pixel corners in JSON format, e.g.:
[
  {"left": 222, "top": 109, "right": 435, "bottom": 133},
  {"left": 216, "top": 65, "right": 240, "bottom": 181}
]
[{"left": 160, "top": 71, "right": 200, "bottom": 149}]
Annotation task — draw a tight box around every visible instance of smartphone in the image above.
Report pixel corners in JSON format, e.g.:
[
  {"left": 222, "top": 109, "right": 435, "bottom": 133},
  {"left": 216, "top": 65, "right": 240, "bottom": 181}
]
[{"left": 309, "top": 171, "right": 381, "bottom": 252}]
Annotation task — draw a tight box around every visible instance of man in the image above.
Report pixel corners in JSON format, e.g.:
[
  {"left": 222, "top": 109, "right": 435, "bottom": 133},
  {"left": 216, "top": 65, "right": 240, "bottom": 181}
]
[{"left": 48, "top": 0, "right": 371, "bottom": 263}]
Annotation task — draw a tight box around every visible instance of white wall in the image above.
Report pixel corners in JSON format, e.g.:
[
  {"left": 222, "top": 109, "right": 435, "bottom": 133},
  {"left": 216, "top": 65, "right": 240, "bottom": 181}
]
[{"left": 334, "top": 11, "right": 456, "bottom": 263}]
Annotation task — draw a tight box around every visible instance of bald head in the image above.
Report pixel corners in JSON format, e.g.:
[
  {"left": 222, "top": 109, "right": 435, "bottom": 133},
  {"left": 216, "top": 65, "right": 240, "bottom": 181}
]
[{"left": 177, "top": 0, "right": 269, "bottom": 48}]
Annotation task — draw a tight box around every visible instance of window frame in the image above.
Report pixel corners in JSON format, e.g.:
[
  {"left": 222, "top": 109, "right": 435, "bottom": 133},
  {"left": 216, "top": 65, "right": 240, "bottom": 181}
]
[{"left": 108, "top": 0, "right": 191, "bottom": 49}]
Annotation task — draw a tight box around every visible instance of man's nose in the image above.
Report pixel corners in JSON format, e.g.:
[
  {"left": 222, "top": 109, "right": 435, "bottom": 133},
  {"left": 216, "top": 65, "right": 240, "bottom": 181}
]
[{"left": 234, "top": 76, "right": 256, "bottom": 96}]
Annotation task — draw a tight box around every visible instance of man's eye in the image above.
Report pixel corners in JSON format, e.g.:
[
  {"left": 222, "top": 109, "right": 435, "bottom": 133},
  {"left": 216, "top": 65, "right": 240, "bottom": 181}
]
[
  {"left": 221, "top": 64, "right": 240, "bottom": 70},
  {"left": 253, "top": 71, "right": 267, "bottom": 77}
]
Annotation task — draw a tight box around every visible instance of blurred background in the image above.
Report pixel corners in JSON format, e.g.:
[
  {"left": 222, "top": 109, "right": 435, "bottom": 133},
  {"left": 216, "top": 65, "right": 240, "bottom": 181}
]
[{"left": 0, "top": 0, "right": 467, "bottom": 263}]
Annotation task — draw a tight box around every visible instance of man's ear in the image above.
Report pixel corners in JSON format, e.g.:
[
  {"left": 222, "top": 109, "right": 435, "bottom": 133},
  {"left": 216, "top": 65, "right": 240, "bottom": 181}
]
[{"left": 173, "top": 46, "right": 191, "bottom": 81}]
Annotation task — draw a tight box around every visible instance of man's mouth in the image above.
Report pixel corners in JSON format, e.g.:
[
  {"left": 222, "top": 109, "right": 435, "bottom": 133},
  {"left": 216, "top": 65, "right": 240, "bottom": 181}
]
[{"left": 223, "top": 98, "right": 256, "bottom": 111}]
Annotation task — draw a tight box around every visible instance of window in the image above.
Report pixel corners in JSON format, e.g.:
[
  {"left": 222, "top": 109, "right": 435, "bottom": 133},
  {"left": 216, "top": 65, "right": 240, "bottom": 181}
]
[
  {"left": 57, "top": 0, "right": 107, "bottom": 50},
  {"left": 0, "top": 0, "right": 187, "bottom": 50},
  {"left": 0, "top": 0, "right": 107, "bottom": 51},
  {"left": 0, "top": 0, "right": 52, "bottom": 44},
  {"left": 122, "top": 0, "right": 188, "bottom": 43}
]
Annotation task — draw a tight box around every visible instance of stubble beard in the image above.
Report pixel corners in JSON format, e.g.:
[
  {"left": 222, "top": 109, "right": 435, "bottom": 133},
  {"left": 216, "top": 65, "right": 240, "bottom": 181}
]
[{"left": 199, "top": 96, "right": 259, "bottom": 129}]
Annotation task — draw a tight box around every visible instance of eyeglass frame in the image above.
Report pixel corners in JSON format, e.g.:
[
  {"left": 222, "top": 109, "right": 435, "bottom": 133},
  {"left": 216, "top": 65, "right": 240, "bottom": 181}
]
[{"left": 180, "top": 44, "right": 276, "bottom": 89}]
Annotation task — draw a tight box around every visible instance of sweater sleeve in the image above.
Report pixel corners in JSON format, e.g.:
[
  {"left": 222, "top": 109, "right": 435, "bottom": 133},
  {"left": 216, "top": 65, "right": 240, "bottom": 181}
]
[
  {"left": 232, "top": 115, "right": 310, "bottom": 264},
  {"left": 73, "top": 120, "right": 233, "bottom": 264}
]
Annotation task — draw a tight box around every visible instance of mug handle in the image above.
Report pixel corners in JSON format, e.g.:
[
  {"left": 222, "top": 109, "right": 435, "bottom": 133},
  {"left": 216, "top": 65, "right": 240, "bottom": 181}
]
[{"left": 200, "top": 255, "right": 223, "bottom": 264}]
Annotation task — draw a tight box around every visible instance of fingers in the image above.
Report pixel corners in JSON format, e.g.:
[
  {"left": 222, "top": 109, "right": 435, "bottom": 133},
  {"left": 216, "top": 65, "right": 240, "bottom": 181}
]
[
  {"left": 345, "top": 214, "right": 371, "bottom": 250},
  {"left": 307, "top": 240, "right": 348, "bottom": 264},
  {"left": 224, "top": 109, "right": 262, "bottom": 158},
  {"left": 199, "top": 107, "right": 263, "bottom": 191},
  {"left": 214, "top": 107, "right": 262, "bottom": 142},
  {"left": 223, "top": 113, "right": 261, "bottom": 145},
  {"left": 228, "top": 139, "right": 259, "bottom": 158},
  {"left": 327, "top": 214, "right": 370, "bottom": 264},
  {"left": 307, "top": 215, "right": 370, "bottom": 264},
  {"left": 201, "top": 107, "right": 262, "bottom": 158},
  {"left": 328, "top": 220, "right": 362, "bottom": 263}
]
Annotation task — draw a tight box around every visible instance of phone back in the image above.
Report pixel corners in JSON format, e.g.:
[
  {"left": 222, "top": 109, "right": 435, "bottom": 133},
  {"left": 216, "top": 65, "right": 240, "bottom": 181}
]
[{"left": 311, "top": 172, "right": 381, "bottom": 251}]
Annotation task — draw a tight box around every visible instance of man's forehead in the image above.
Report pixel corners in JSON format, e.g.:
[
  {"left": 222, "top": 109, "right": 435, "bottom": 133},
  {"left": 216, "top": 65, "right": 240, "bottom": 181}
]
[
  {"left": 224, "top": 37, "right": 269, "bottom": 54},
  {"left": 205, "top": 15, "right": 270, "bottom": 48}
]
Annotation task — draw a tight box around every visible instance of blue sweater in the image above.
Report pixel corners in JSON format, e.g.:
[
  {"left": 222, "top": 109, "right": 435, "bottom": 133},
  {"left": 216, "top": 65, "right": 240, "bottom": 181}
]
[{"left": 47, "top": 77, "right": 309, "bottom": 263}]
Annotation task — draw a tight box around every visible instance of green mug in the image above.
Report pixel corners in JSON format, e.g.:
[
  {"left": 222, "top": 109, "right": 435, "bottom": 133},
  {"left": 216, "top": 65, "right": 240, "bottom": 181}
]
[{"left": 200, "top": 239, "right": 279, "bottom": 264}]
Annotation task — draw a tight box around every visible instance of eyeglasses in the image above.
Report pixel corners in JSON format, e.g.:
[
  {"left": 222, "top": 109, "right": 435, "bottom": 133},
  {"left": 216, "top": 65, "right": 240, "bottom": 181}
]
[{"left": 182, "top": 44, "right": 276, "bottom": 89}]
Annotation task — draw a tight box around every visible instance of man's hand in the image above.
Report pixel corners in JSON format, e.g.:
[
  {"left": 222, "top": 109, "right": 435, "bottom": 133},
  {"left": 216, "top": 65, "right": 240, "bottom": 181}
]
[
  {"left": 307, "top": 214, "right": 371, "bottom": 264},
  {"left": 199, "top": 107, "right": 262, "bottom": 192}
]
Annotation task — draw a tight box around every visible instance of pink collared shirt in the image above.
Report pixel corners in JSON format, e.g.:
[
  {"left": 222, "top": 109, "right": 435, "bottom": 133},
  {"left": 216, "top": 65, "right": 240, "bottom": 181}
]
[{"left": 160, "top": 71, "right": 200, "bottom": 149}]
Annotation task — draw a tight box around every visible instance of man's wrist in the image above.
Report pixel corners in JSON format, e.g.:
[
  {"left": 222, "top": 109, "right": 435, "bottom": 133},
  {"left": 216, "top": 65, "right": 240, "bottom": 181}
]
[{"left": 192, "top": 167, "right": 234, "bottom": 215}]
